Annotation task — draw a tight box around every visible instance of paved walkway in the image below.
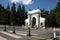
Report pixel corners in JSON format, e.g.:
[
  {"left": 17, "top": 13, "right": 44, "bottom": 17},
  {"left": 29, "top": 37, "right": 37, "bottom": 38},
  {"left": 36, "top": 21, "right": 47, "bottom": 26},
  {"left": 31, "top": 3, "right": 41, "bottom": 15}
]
[
  {"left": 0, "top": 30, "right": 53, "bottom": 40},
  {"left": 0, "top": 27, "right": 60, "bottom": 40},
  {"left": 0, "top": 36, "right": 7, "bottom": 40}
]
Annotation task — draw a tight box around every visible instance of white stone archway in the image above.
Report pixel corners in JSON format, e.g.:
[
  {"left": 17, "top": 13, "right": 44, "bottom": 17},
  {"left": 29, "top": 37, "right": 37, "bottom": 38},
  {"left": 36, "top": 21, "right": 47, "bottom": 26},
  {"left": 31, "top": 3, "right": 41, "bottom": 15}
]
[{"left": 25, "top": 9, "right": 45, "bottom": 28}]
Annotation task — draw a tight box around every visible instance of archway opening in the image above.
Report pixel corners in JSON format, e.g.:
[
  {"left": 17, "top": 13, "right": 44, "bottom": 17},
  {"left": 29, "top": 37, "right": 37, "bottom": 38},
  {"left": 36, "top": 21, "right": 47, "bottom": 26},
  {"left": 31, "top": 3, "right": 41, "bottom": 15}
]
[
  {"left": 32, "top": 17, "right": 36, "bottom": 28},
  {"left": 41, "top": 22, "right": 43, "bottom": 27},
  {"left": 41, "top": 23, "right": 43, "bottom": 26},
  {"left": 26, "top": 23, "right": 28, "bottom": 27}
]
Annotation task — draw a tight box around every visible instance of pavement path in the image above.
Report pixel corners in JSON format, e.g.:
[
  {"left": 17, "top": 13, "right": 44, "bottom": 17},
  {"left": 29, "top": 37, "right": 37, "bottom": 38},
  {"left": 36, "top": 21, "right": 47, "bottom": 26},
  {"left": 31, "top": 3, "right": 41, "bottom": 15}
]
[
  {"left": 0, "top": 36, "right": 7, "bottom": 40},
  {"left": 0, "top": 26, "right": 60, "bottom": 40},
  {"left": 0, "top": 31, "right": 45, "bottom": 40}
]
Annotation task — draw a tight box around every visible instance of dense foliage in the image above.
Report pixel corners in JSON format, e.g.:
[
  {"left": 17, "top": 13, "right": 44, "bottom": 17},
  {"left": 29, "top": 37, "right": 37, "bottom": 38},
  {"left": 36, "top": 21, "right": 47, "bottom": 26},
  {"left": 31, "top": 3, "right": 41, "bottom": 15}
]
[
  {"left": 0, "top": 3, "right": 27, "bottom": 26},
  {"left": 45, "top": 1, "right": 60, "bottom": 28}
]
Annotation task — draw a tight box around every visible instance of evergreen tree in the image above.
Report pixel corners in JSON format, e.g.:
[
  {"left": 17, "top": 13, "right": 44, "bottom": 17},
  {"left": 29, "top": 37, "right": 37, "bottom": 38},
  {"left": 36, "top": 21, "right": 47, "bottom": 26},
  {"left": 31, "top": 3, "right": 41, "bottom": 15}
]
[
  {"left": 17, "top": 4, "right": 22, "bottom": 25},
  {"left": 11, "top": 3, "right": 16, "bottom": 25},
  {"left": 4, "top": 3, "right": 11, "bottom": 31},
  {"left": 6, "top": 4, "right": 10, "bottom": 24},
  {"left": 21, "top": 5, "right": 27, "bottom": 25},
  {"left": 11, "top": 3, "right": 16, "bottom": 33},
  {"left": 0, "top": 4, "right": 5, "bottom": 25},
  {"left": 0, "top": 4, "right": 3, "bottom": 13}
]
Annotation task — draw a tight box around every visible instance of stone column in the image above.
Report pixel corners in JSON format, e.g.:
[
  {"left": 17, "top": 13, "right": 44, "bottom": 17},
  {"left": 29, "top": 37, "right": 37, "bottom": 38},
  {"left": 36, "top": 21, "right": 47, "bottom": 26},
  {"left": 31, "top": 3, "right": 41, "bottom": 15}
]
[
  {"left": 39, "top": 13, "right": 41, "bottom": 28},
  {"left": 30, "top": 15, "right": 31, "bottom": 28},
  {"left": 28, "top": 15, "right": 31, "bottom": 28},
  {"left": 37, "top": 14, "right": 40, "bottom": 28},
  {"left": 38, "top": 14, "right": 40, "bottom": 28},
  {"left": 28, "top": 15, "right": 30, "bottom": 27},
  {"left": 43, "top": 22, "right": 45, "bottom": 29},
  {"left": 53, "top": 27, "right": 56, "bottom": 39}
]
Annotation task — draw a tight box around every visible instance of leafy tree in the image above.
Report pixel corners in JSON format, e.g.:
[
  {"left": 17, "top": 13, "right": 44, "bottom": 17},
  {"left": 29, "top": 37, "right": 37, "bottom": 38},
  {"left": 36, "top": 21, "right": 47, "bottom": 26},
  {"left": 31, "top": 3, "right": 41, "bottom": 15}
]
[
  {"left": 45, "top": 0, "right": 60, "bottom": 28},
  {"left": 41, "top": 9, "right": 49, "bottom": 18},
  {"left": 45, "top": 10, "right": 57, "bottom": 27},
  {"left": 55, "top": 1, "right": 60, "bottom": 27}
]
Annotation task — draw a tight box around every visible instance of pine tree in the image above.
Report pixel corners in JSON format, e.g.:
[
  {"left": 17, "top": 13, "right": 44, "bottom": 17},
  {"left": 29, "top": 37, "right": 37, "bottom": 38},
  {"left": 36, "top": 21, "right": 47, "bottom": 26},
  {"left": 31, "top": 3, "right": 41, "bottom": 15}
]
[
  {"left": 11, "top": 3, "right": 16, "bottom": 33},
  {"left": 4, "top": 3, "right": 10, "bottom": 31},
  {"left": 21, "top": 5, "right": 27, "bottom": 25},
  {"left": 0, "top": 4, "right": 5, "bottom": 25},
  {"left": 6, "top": 3, "right": 10, "bottom": 24},
  {"left": 17, "top": 4, "right": 22, "bottom": 25},
  {"left": 11, "top": 3, "right": 16, "bottom": 25}
]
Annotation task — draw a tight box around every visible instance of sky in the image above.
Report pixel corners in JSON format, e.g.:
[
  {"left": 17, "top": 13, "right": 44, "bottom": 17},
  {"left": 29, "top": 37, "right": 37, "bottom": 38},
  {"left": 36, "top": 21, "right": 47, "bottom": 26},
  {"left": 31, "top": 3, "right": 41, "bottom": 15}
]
[{"left": 0, "top": 0, "right": 58, "bottom": 11}]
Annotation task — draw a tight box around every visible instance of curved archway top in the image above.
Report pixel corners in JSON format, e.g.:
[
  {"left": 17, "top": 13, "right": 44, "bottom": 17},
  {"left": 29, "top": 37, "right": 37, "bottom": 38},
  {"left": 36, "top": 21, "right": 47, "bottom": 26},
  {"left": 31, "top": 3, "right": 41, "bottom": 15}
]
[
  {"left": 28, "top": 9, "right": 41, "bottom": 15},
  {"left": 31, "top": 15, "right": 38, "bottom": 20},
  {"left": 32, "top": 17, "right": 36, "bottom": 20}
]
